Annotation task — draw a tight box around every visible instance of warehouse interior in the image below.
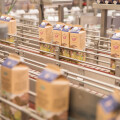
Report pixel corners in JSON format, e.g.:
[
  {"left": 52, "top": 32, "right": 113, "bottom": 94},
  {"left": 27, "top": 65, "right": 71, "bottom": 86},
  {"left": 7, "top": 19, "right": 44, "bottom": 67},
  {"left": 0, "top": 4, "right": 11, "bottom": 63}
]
[{"left": 0, "top": 0, "right": 120, "bottom": 120}]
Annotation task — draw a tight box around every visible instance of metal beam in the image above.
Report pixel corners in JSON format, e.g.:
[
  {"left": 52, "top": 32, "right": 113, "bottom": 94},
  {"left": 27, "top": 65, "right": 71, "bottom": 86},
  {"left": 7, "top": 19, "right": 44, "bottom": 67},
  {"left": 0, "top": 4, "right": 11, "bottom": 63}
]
[
  {"left": 0, "top": 0, "right": 4, "bottom": 15},
  {"left": 58, "top": 5, "right": 64, "bottom": 22},
  {"left": 100, "top": 9, "right": 107, "bottom": 37}
]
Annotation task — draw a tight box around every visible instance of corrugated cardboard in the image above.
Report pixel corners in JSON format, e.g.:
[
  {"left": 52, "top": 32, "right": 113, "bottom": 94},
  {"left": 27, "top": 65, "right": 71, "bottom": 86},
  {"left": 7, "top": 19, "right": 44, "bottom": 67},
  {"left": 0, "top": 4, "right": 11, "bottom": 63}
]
[
  {"left": 53, "top": 22, "right": 65, "bottom": 46},
  {"left": 0, "top": 15, "right": 17, "bottom": 35},
  {"left": 96, "top": 90, "right": 120, "bottom": 120},
  {"left": 36, "top": 64, "right": 70, "bottom": 119},
  {"left": 1, "top": 53, "right": 29, "bottom": 120}
]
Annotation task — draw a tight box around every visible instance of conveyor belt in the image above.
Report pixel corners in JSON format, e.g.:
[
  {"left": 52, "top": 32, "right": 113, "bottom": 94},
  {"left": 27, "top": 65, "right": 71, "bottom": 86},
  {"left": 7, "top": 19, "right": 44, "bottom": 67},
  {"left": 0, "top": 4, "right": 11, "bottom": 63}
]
[{"left": 0, "top": 19, "right": 120, "bottom": 120}]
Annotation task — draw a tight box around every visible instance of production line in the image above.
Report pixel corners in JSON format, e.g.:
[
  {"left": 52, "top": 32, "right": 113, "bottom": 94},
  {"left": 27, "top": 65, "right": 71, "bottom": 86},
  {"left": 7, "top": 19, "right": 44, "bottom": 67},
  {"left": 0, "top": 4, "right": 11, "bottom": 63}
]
[{"left": 1, "top": 0, "right": 120, "bottom": 120}]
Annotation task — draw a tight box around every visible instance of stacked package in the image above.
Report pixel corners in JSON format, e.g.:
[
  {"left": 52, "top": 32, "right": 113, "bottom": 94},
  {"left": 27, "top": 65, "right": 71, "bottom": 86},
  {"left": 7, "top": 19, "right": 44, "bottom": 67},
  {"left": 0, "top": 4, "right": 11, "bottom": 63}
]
[
  {"left": 111, "top": 31, "right": 120, "bottom": 74},
  {"left": 36, "top": 64, "right": 70, "bottom": 120},
  {"left": 96, "top": 90, "right": 120, "bottom": 120},
  {"left": 39, "top": 20, "right": 53, "bottom": 53},
  {"left": 1, "top": 54, "right": 29, "bottom": 120},
  {"left": 0, "top": 15, "right": 16, "bottom": 43},
  {"left": 70, "top": 26, "right": 86, "bottom": 62}
]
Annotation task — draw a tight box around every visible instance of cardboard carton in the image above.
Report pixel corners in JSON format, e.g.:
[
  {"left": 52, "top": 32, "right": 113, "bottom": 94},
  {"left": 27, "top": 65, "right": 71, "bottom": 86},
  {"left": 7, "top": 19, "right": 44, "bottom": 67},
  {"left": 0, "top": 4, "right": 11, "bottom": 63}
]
[
  {"left": 39, "top": 20, "right": 53, "bottom": 43},
  {"left": 53, "top": 23, "right": 65, "bottom": 46},
  {"left": 51, "top": 23, "right": 64, "bottom": 54},
  {"left": 39, "top": 20, "right": 53, "bottom": 53},
  {"left": 96, "top": 90, "right": 120, "bottom": 120},
  {"left": 61, "top": 25, "right": 72, "bottom": 57},
  {"left": 70, "top": 26, "right": 86, "bottom": 62},
  {"left": 36, "top": 64, "right": 70, "bottom": 119},
  {"left": 111, "top": 32, "right": 120, "bottom": 74},
  {"left": 1, "top": 53, "right": 29, "bottom": 120},
  {"left": 0, "top": 15, "right": 17, "bottom": 35}
]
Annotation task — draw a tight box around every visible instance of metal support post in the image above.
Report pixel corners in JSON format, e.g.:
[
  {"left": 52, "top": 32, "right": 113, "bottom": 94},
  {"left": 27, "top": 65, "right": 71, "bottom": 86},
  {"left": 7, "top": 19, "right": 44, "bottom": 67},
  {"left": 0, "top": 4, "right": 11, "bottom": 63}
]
[
  {"left": 39, "top": 1, "right": 44, "bottom": 25},
  {"left": 58, "top": 5, "right": 64, "bottom": 22},
  {"left": 87, "top": 0, "right": 89, "bottom": 12},
  {"left": 100, "top": 10, "right": 107, "bottom": 37},
  {"left": 55, "top": 46, "right": 60, "bottom": 60},
  {"left": 0, "top": 0, "right": 5, "bottom": 15},
  {"left": 79, "top": 0, "right": 83, "bottom": 9},
  {"left": 100, "top": 9, "right": 107, "bottom": 46}
]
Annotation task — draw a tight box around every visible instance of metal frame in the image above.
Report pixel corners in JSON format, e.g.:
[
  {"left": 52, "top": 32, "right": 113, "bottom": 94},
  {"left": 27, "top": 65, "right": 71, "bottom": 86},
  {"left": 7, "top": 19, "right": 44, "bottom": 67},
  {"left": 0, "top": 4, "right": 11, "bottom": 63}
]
[{"left": 93, "top": 3, "right": 120, "bottom": 37}]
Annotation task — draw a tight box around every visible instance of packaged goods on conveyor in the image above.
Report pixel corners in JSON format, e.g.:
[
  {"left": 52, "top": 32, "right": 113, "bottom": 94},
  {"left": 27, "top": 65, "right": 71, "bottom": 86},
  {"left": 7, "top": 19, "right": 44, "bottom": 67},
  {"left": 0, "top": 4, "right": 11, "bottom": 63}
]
[
  {"left": 39, "top": 21, "right": 53, "bottom": 53},
  {"left": 53, "top": 23, "right": 65, "bottom": 46},
  {"left": 97, "top": 89, "right": 120, "bottom": 120},
  {"left": 111, "top": 31, "right": 120, "bottom": 75},
  {"left": 0, "top": 52, "right": 120, "bottom": 120},
  {"left": 1, "top": 53, "right": 29, "bottom": 120},
  {"left": 70, "top": 26, "right": 86, "bottom": 62},
  {"left": 0, "top": 15, "right": 17, "bottom": 35},
  {"left": 62, "top": 24, "right": 72, "bottom": 57},
  {"left": 38, "top": 21, "right": 86, "bottom": 63},
  {"left": 36, "top": 64, "right": 70, "bottom": 119}
]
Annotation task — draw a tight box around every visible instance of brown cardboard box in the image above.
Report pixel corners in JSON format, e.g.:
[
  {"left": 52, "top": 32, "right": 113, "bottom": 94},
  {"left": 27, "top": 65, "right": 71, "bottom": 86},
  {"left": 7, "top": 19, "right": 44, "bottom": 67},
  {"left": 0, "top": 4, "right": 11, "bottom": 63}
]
[
  {"left": 70, "top": 26, "right": 86, "bottom": 62},
  {"left": 61, "top": 25, "right": 72, "bottom": 57},
  {"left": 0, "top": 15, "right": 17, "bottom": 35},
  {"left": 96, "top": 90, "right": 120, "bottom": 120},
  {"left": 1, "top": 53, "right": 29, "bottom": 120},
  {"left": 53, "top": 22, "right": 65, "bottom": 46},
  {"left": 36, "top": 64, "right": 70, "bottom": 119},
  {"left": 111, "top": 32, "right": 120, "bottom": 74}
]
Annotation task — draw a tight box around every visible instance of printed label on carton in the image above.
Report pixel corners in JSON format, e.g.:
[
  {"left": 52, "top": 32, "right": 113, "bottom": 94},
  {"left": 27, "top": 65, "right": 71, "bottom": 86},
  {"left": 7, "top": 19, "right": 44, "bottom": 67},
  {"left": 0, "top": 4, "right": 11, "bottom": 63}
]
[
  {"left": 38, "top": 69, "right": 58, "bottom": 82},
  {"left": 100, "top": 95, "right": 120, "bottom": 113},
  {"left": 2, "top": 58, "right": 19, "bottom": 69},
  {"left": 70, "top": 27, "right": 81, "bottom": 33}
]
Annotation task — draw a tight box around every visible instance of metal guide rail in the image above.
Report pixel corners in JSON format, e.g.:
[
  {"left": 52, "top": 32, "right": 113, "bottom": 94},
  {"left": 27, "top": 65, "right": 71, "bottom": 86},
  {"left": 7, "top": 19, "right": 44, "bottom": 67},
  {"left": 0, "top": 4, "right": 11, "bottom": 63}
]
[
  {"left": 0, "top": 34, "right": 120, "bottom": 94},
  {"left": 0, "top": 33, "right": 113, "bottom": 74},
  {"left": 0, "top": 45, "right": 120, "bottom": 120},
  {"left": 15, "top": 26, "right": 112, "bottom": 73}
]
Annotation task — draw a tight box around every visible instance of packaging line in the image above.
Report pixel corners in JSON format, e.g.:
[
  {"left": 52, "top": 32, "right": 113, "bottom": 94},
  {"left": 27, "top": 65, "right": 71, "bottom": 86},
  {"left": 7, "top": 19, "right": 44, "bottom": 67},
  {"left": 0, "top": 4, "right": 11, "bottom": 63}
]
[
  {"left": 0, "top": 41, "right": 120, "bottom": 95},
  {"left": 2, "top": 33, "right": 116, "bottom": 74}
]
